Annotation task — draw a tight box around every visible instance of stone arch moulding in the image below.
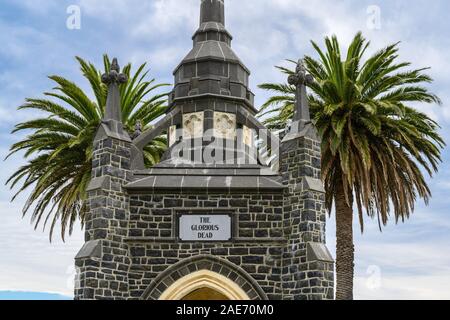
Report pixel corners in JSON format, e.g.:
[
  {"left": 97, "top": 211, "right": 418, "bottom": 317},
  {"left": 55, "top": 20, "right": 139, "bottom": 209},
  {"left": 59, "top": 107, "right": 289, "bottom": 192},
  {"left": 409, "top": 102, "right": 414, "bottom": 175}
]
[
  {"left": 159, "top": 270, "right": 249, "bottom": 300},
  {"left": 142, "top": 255, "right": 268, "bottom": 300}
]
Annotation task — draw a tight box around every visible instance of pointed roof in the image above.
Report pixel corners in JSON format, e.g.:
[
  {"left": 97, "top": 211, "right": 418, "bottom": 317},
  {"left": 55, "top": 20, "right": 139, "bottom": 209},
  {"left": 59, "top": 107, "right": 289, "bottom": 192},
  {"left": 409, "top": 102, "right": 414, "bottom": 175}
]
[
  {"left": 172, "top": 0, "right": 256, "bottom": 113},
  {"left": 95, "top": 58, "right": 130, "bottom": 142},
  {"left": 193, "top": 0, "right": 230, "bottom": 44},
  {"left": 288, "top": 59, "right": 314, "bottom": 131},
  {"left": 283, "top": 59, "right": 318, "bottom": 141},
  {"left": 102, "top": 58, "right": 128, "bottom": 122}
]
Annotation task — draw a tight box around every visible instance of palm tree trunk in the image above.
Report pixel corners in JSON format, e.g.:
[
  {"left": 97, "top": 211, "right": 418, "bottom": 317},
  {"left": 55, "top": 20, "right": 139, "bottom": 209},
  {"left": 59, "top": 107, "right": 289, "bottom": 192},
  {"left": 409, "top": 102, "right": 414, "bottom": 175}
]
[{"left": 335, "top": 179, "right": 355, "bottom": 300}]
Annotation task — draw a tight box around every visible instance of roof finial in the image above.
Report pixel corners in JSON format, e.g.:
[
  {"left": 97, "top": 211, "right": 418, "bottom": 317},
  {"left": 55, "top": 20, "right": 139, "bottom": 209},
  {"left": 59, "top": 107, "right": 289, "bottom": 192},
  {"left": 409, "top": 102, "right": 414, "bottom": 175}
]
[
  {"left": 111, "top": 57, "right": 120, "bottom": 72},
  {"left": 102, "top": 57, "right": 128, "bottom": 122},
  {"left": 200, "top": 0, "right": 225, "bottom": 25},
  {"left": 288, "top": 58, "right": 314, "bottom": 132}
]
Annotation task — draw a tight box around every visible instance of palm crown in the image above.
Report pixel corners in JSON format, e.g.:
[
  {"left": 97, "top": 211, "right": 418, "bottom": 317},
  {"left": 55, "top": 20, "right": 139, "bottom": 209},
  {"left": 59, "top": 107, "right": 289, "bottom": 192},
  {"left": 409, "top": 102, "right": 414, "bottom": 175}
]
[
  {"left": 260, "top": 33, "right": 444, "bottom": 228},
  {"left": 6, "top": 55, "right": 170, "bottom": 240},
  {"left": 259, "top": 32, "right": 445, "bottom": 299}
]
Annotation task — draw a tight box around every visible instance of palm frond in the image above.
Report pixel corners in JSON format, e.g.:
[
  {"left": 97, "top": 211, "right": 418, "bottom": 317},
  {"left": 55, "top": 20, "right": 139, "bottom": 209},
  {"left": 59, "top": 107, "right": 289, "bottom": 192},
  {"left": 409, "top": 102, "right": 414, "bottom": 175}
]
[
  {"left": 258, "top": 32, "right": 445, "bottom": 232},
  {"left": 7, "top": 55, "right": 170, "bottom": 240}
]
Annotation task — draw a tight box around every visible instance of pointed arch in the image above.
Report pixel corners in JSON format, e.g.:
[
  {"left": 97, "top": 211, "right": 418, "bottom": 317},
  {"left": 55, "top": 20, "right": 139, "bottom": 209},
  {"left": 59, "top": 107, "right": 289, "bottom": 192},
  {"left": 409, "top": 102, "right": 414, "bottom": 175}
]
[
  {"left": 159, "top": 270, "right": 249, "bottom": 300},
  {"left": 142, "top": 255, "right": 267, "bottom": 300}
]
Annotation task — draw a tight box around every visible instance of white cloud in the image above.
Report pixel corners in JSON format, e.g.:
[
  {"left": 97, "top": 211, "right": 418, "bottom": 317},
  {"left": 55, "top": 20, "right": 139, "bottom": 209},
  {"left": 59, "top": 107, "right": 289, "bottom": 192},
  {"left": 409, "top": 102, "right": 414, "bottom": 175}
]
[
  {"left": 353, "top": 242, "right": 450, "bottom": 300},
  {"left": 0, "top": 200, "right": 83, "bottom": 296},
  {"left": 326, "top": 195, "right": 450, "bottom": 300},
  {"left": 1, "top": 0, "right": 450, "bottom": 300},
  {"left": 78, "top": 0, "right": 132, "bottom": 19},
  {"left": 132, "top": 0, "right": 197, "bottom": 37},
  {"left": 355, "top": 274, "right": 450, "bottom": 300},
  {"left": 130, "top": 45, "right": 187, "bottom": 75}
]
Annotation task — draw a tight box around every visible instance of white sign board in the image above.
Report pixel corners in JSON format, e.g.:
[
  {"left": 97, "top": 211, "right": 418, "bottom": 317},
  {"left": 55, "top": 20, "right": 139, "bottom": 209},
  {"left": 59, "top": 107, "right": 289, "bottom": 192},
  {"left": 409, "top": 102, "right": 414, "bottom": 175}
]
[{"left": 179, "top": 215, "right": 232, "bottom": 241}]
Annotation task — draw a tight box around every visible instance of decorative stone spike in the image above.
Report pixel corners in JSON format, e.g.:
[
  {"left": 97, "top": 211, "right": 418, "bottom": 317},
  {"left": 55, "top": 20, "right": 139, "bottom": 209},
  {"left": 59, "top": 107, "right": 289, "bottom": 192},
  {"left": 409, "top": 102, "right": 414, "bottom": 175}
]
[
  {"left": 94, "top": 58, "right": 130, "bottom": 142},
  {"left": 287, "top": 59, "right": 314, "bottom": 133},
  {"left": 102, "top": 58, "right": 128, "bottom": 122}
]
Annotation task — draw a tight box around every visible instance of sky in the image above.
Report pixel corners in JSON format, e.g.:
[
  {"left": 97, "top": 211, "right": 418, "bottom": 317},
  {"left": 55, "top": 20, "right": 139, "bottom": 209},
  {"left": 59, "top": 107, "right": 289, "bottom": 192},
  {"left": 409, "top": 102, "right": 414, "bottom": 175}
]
[{"left": 0, "top": 0, "right": 449, "bottom": 300}]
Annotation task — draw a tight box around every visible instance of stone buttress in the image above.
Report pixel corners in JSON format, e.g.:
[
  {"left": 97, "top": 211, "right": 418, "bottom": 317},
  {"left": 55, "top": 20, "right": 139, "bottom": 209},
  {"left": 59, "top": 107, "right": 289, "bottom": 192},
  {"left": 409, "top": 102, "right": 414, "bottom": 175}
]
[
  {"left": 75, "top": 60, "right": 132, "bottom": 299},
  {"left": 280, "top": 61, "right": 334, "bottom": 300}
]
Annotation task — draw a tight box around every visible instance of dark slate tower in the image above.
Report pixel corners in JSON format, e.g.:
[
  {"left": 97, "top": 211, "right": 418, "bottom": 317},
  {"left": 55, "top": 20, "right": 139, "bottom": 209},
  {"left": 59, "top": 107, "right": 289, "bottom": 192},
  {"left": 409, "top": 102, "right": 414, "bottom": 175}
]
[{"left": 75, "top": 0, "right": 334, "bottom": 301}]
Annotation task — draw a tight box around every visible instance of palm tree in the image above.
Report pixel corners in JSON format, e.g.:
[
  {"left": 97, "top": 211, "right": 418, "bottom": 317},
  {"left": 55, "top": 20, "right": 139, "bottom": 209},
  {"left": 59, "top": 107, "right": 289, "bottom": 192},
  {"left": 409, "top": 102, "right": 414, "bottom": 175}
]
[
  {"left": 6, "top": 55, "right": 170, "bottom": 241},
  {"left": 259, "top": 33, "right": 445, "bottom": 300}
]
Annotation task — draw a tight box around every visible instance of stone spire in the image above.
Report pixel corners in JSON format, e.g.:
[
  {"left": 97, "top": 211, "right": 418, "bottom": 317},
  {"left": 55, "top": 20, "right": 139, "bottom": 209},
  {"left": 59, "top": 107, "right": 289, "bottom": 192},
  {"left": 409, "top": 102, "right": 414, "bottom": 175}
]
[
  {"left": 200, "top": 0, "right": 225, "bottom": 25},
  {"left": 288, "top": 59, "right": 314, "bottom": 133},
  {"left": 102, "top": 58, "right": 128, "bottom": 122},
  {"left": 95, "top": 58, "right": 130, "bottom": 142},
  {"left": 171, "top": 0, "right": 256, "bottom": 114},
  {"left": 192, "top": 0, "right": 232, "bottom": 46}
]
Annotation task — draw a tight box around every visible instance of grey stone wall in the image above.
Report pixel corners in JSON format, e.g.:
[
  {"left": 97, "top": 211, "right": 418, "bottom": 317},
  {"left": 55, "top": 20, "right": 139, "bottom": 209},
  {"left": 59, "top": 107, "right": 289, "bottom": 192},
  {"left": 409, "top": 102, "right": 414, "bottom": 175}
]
[
  {"left": 125, "top": 193, "right": 285, "bottom": 300},
  {"left": 75, "top": 135, "right": 132, "bottom": 300},
  {"left": 280, "top": 132, "right": 334, "bottom": 300},
  {"left": 75, "top": 130, "right": 334, "bottom": 301}
]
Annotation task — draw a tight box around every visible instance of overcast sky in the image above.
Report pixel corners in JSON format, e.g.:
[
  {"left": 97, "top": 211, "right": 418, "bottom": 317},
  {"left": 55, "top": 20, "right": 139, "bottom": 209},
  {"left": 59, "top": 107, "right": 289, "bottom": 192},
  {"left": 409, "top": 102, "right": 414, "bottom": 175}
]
[{"left": 0, "top": 0, "right": 449, "bottom": 300}]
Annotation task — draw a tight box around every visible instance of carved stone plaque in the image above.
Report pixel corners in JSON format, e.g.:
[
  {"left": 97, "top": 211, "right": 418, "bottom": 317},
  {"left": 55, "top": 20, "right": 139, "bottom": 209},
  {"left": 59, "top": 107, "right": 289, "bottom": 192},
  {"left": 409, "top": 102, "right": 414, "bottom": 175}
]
[
  {"left": 214, "top": 112, "right": 236, "bottom": 139},
  {"left": 183, "top": 112, "right": 204, "bottom": 138}
]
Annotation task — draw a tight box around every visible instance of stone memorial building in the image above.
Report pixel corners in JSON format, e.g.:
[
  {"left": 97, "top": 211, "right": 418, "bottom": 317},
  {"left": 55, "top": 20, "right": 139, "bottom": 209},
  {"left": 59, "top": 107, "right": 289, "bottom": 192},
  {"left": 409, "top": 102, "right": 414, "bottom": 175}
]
[{"left": 75, "top": 0, "right": 334, "bottom": 300}]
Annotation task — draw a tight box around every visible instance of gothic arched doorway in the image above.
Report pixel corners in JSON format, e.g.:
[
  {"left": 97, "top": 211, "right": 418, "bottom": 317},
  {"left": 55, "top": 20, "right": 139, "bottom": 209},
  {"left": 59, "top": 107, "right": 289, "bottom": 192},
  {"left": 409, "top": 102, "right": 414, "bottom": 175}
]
[
  {"left": 159, "top": 270, "right": 249, "bottom": 300},
  {"left": 142, "top": 255, "right": 268, "bottom": 301}
]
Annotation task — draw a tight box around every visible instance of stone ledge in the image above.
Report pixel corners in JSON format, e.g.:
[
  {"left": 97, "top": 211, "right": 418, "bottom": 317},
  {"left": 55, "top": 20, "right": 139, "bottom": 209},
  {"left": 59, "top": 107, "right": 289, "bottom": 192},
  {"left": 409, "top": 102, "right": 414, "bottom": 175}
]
[
  {"left": 94, "top": 121, "right": 131, "bottom": 143},
  {"left": 307, "top": 242, "right": 334, "bottom": 263},
  {"left": 292, "top": 177, "right": 325, "bottom": 194},
  {"left": 281, "top": 123, "right": 319, "bottom": 143},
  {"left": 75, "top": 240, "right": 102, "bottom": 260},
  {"left": 125, "top": 175, "right": 285, "bottom": 193},
  {"left": 86, "top": 176, "right": 110, "bottom": 192},
  {"left": 301, "top": 177, "right": 325, "bottom": 194}
]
